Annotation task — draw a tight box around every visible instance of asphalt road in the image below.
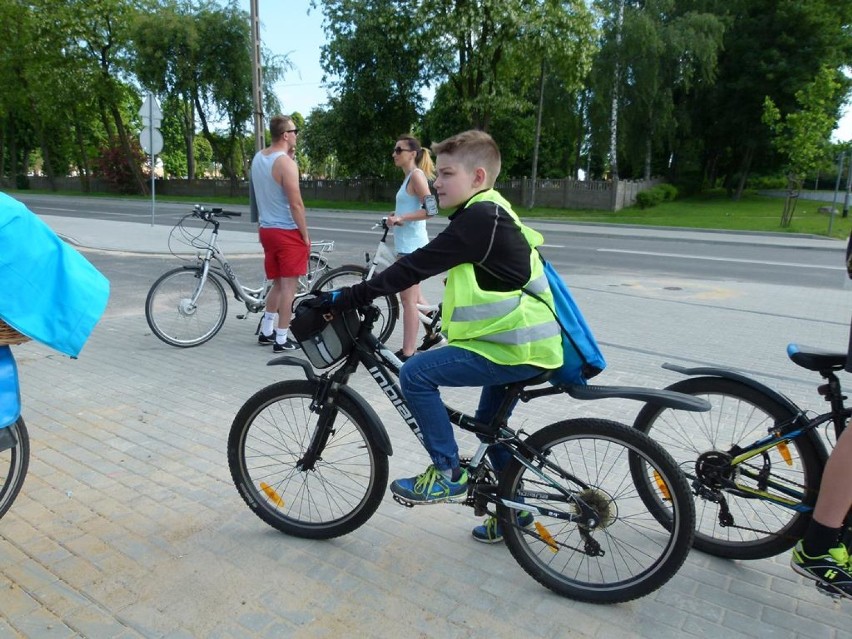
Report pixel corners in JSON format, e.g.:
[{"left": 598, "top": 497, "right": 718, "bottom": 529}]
[{"left": 14, "top": 192, "right": 848, "bottom": 290}]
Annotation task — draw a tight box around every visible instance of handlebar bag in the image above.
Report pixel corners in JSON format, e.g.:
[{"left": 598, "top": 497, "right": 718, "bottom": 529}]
[
  {"left": 290, "top": 302, "right": 361, "bottom": 368},
  {"left": 0, "top": 193, "right": 109, "bottom": 357}
]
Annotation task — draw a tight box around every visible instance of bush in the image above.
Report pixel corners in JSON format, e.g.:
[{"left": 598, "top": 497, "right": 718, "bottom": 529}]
[
  {"left": 95, "top": 140, "right": 147, "bottom": 194},
  {"left": 636, "top": 187, "right": 664, "bottom": 209},
  {"left": 748, "top": 175, "right": 787, "bottom": 190},
  {"left": 657, "top": 183, "right": 678, "bottom": 201},
  {"left": 15, "top": 174, "right": 29, "bottom": 190}
]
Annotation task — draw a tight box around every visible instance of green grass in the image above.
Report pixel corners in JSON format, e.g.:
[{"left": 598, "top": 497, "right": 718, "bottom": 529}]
[
  {"left": 8, "top": 187, "right": 850, "bottom": 239},
  {"left": 523, "top": 190, "right": 852, "bottom": 239}
]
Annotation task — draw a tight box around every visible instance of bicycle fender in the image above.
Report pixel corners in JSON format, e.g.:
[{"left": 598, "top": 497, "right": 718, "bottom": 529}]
[
  {"left": 663, "top": 363, "right": 805, "bottom": 413},
  {"left": 267, "top": 355, "right": 318, "bottom": 381},
  {"left": 661, "top": 362, "right": 829, "bottom": 463},
  {"left": 566, "top": 384, "right": 711, "bottom": 412}
]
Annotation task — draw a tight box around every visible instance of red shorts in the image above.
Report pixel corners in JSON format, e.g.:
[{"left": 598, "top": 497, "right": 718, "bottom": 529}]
[{"left": 259, "top": 228, "right": 309, "bottom": 278}]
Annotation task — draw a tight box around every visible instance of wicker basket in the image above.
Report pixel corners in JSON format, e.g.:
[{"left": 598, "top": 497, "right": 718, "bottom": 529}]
[{"left": 0, "top": 319, "right": 29, "bottom": 345}]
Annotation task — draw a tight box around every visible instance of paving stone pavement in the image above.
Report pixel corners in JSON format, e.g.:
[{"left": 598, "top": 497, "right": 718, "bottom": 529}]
[{"left": 1, "top": 212, "right": 851, "bottom": 638}]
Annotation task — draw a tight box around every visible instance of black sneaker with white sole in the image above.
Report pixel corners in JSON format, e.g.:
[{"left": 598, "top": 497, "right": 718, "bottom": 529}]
[
  {"left": 273, "top": 338, "right": 301, "bottom": 353},
  {"left": 258, "top": 332, "right": 275, "bottom": 345}
]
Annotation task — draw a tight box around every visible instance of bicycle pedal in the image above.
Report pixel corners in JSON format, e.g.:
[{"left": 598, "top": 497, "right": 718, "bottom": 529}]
[{"left": 392, "top": 494, "right": 416, "bottom": 509}]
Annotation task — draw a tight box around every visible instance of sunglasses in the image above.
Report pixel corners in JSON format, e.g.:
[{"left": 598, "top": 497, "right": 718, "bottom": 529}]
[
  {"left": 393, "top": 146, "right": 414, "bottom": 155},
  {"left": 285, "top": 128, "right": 299, "bottom": 135}
]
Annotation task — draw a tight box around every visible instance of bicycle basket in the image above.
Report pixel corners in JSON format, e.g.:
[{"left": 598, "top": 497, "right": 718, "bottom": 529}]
[
  {"left": 0, "top": 319, "right": 29, "bottom": 346},
  {"left": 290, "top": 301, "right": 361, "bottom": 368}
]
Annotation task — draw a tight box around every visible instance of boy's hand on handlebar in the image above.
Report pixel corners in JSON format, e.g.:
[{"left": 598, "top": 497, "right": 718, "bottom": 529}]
[{"left": 302, "top": 290, "right": 344, "bottom": 311}]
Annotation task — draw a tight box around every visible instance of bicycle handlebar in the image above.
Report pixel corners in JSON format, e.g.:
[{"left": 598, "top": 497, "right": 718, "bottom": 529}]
[{"left": 192, "top": 205, "right": 242, "bottom": 223}]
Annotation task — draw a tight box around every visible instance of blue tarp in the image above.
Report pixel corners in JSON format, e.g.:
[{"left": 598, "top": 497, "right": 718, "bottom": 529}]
[{"left": 0, "top": 192, "right": 109, "bottom": 358}]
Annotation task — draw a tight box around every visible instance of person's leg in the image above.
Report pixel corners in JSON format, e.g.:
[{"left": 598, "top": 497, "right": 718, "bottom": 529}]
[
  {"left": 791, "top": 426, "right": 852, "bottom": 597},
  {"left": 392, "top": 346, "right": 539, "bottom": 502},
  {"left": 274, "top": 276, "right": 299, "bottom": 335},
  {"left": 470, "top": 386, "right": 534, "bottom": 543},
  {"left": 399, "top": 284, "right": 420, "bottom": 357},
  {"left": 791, "top": 318, "right": 852, "bottom": 596},
  {"left": 258, "top": 229, "right": 280, "bottom": 342}
]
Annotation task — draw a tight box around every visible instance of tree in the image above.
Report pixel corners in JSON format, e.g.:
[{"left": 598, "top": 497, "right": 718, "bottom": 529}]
[
  {"left": 763, "top": 66, "right": 843, "bottom": 226},
  {"left": 318, "top": 0, "right": 426, "bottom": 177},
  {"left": 693, "top": 0, "right": 852, "bottom": 199}
]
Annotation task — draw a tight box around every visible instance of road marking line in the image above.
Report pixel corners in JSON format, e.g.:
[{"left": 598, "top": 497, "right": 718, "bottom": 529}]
[{"left": 597, "top": 248, "right": 845, "bottom": 270}]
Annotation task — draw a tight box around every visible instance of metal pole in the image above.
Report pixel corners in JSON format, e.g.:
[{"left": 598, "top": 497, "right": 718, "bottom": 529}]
[
  {"left": 828, "top": 153, "right": 844, "bottom": 235},
  {"left": 249, "top": 0, "right": 263, "bottom": 223},
  {"left": 843, "top": 148, "right": 852, "bottom": 219},
  {"left": 150, "top": 97, "right": 155, "bottom": 227}
]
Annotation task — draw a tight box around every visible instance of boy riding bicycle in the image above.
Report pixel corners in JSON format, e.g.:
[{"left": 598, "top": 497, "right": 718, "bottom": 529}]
[{"left": 306, "top": 130, "right": 563, "bottom": 541}]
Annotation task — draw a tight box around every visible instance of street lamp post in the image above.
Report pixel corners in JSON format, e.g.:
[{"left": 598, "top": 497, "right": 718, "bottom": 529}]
[{"left": 249, "top": 0, "right": 263, "bottom": 222}]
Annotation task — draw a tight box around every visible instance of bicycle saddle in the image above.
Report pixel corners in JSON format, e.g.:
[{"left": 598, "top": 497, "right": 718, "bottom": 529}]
[
  {"left": 0, "top": 346, "right": 21, "bottom": 429},
  {"left": 787, "top": 343, "right": 847, "bottom": 373}
]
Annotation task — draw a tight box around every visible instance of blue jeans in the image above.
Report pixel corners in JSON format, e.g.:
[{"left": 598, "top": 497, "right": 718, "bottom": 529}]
[{"left": 398, "top": 345, "right": 541, "bottom": 472}]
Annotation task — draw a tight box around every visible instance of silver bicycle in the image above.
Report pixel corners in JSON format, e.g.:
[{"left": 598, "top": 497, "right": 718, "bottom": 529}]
[{"left": 145, "top": 205, "right": 333, "bottom": 347}]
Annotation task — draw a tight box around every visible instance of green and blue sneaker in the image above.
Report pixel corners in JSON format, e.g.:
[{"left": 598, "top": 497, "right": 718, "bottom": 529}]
[
  {"left": 791, "top": 541, "right": 852, "bottom": 600},
  {"left": 390, "top": 465, "right": 468, "bottom": 504},
  {"left": 472, "top": 511, "right": 535, "bottom": 544}
]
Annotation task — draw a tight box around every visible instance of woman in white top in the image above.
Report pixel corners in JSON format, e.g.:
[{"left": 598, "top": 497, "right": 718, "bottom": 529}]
[{"left": 387, "top": 135, "right": 440, "bottom": 360}]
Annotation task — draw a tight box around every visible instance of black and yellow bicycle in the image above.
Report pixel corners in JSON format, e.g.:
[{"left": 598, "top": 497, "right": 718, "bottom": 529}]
[
  {"left": 227, "top": 300, "right": 710, "bottom": 604},
  {"left": 633, "top": 343, "right": 851, "bottom": 591}
]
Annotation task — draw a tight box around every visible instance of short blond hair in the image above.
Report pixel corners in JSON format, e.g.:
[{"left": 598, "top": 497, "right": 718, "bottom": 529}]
[{"left": 431, "top": 130, "right": 501, "bottom": 186}]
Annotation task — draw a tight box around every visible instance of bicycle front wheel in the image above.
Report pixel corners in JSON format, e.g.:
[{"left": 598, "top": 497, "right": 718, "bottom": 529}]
[
  {"left": 145, "top": 267, "right": 227, "bottom": 347},
  {"left": 311, "top": 265, "right": 399, "bottom": 343},
  {"left": 0, "top": 418, "right": 29, "bottom": 520},
  {"left": 632, "top": 377, "right": 821, "bottom": 560},
  {"left": 228, "top": 380, "right": 389, "bottom": 539},
  {"left": 500, "top": 419, "right": 694, "bottom": 604}
]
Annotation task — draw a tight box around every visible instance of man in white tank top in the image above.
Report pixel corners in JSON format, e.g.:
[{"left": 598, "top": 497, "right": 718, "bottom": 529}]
[{"left": 250, "top": 115, "right": 310, "bottom": 352}]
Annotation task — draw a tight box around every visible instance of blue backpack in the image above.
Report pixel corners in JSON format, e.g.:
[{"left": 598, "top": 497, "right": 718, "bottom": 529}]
[{"left": 523, "top": 255, "right": 606, "bottom": 385}]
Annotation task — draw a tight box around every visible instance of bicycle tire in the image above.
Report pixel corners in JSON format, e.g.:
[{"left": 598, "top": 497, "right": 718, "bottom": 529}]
[
  {"left": 145, "top": 267, "right": 228, "bottom": 347},
  {"left": 500, "top": 418, "right": 694, "bottom": 604},
  {"left": 632, "top": 377, "right": 822, "bottom": 560},
  {"left": 311, "top": 265, "right": 399, "bottom": 344},
  {"left": 228, "top": 380, "right": 389, "bottom": 539},
  {"left": 0, "top": 417, "right": 29, "bottom": 520}
]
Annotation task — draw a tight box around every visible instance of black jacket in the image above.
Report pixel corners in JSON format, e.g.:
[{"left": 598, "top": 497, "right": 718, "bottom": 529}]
[{"left": 340, "top": 192, "right": 533, "bottom": 309}]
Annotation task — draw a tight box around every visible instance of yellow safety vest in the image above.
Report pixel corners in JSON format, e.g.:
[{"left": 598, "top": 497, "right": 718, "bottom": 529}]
[{"left": 443, "top": 190, "right": 563, "bottom": 368}]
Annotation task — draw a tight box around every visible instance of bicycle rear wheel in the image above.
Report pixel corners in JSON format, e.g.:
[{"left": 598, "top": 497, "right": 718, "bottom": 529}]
[
  {"left": 500, "top": 419, "right": 694, "bottom": 604},
  {"left": 228, "top": 380, "right": 389, "bottom": 539},
  {"left": 298, "top": 253, "right": 332, "bottom": 294},
  {"left": 0, "top": 418, "right": 29, "bottom": 520},
  {"left": 311, "top": 265, "right": 398, "bottom": 343},
  {"left": 145, "top": 267, "right": 227, "bottom": 347},
  {"left": 632, "top": 377, "right": 822, "bottom": 559}
]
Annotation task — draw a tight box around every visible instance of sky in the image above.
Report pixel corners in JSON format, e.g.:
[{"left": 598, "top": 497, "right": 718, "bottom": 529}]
[
  {"left": 238, "top": 0, "right": 331, "bottom": 117},
  {"left": 240, "top": 0, "right": 852, "bottom": 142}
]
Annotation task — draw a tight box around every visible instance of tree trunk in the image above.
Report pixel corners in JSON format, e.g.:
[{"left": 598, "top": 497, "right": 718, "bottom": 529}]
[
  {"left": 608, "top": 0, "right": 625, "bottom": 181},
  {"left": 528, "top": 58, "right": 546, "bottom": 209},
  {"left": 780, "top": 173, "right": 801, "bottom": 227},
  {"left": 182, "top": 94, "right": 196, "bottom": 180},
  {"left": 72, "top": 110, "right": 91, "bottom": 193},
  {"left": 644, "top": 134, "right": 652, "bottom": 181},
  {"left": 733, "top": 143, "right": 755, "bottom": 201},
  {"left": 109, "top": 101, "right": 148, "bottom": 195}
]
